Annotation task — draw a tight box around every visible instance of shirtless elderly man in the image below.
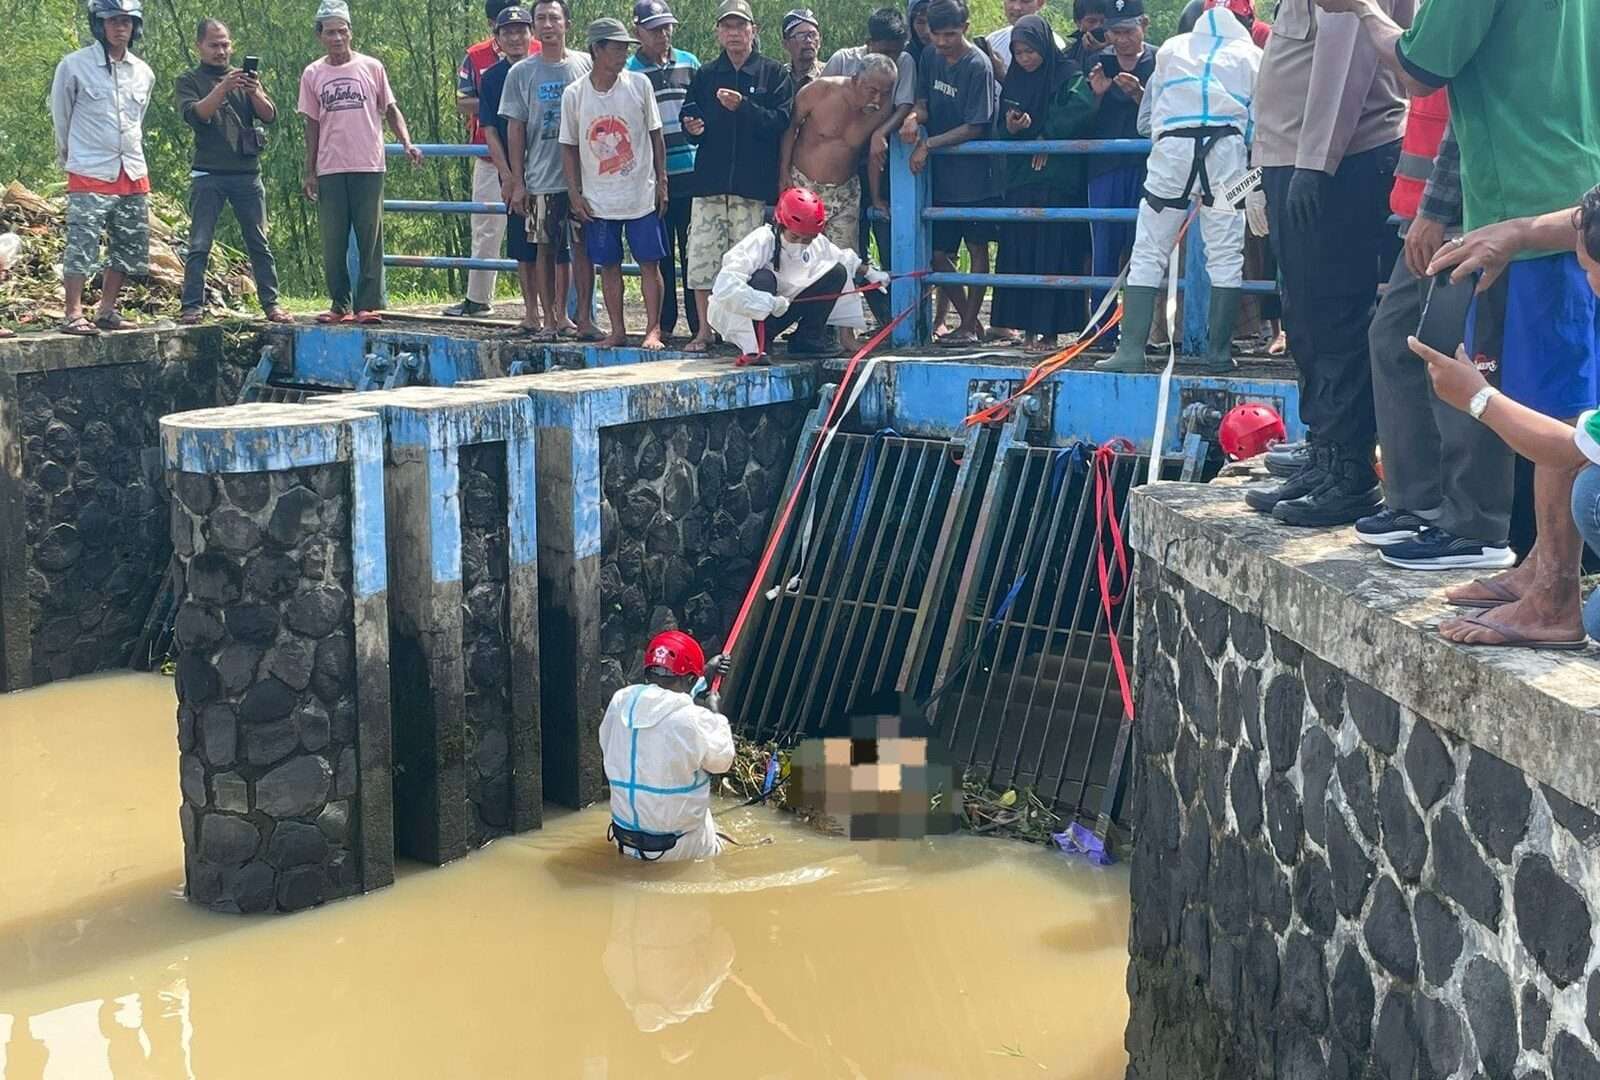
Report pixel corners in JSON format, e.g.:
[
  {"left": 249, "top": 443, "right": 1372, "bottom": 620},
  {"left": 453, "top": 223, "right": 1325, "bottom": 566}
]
[{"left": 778, "top": 54, "right": 898, "bottom": 259}]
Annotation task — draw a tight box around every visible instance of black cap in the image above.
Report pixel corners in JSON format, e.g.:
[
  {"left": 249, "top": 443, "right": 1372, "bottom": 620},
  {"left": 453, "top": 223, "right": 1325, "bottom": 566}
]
[
  {"left": 1105, "top": 0, "right": 1145, "bottom": 26},
  {"left": 782, "top": 8, "right": 818, "bottom": 36},
  {"left": 632, "top": 0, "right": 677, "bottom": 28},
  {"left": 495, "top": 5, "right": 532, "bottom": 27}
]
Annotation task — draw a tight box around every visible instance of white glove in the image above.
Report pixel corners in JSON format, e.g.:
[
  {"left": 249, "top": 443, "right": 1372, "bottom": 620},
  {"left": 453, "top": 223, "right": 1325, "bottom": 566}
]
[
  {"left": 863, "top": 267, "right": 891, "bottom": 288},
  {"left": 1245, "top": 189, "right": 1269, "bottom": 238},
  {"left": 769, "top": 294, "right": 791, "bottom": 318}
]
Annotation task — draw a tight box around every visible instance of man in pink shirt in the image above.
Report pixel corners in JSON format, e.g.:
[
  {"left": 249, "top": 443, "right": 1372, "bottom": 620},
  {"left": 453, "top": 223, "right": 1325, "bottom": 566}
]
[{"left": 298, "top": 0, "right": 423, "bottom": 323}]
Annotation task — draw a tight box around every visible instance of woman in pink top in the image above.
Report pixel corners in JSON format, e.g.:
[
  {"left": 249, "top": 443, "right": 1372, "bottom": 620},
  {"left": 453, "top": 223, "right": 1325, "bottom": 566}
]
[{"left": 298, "top": 0, "right": 424, "bottom": 323}]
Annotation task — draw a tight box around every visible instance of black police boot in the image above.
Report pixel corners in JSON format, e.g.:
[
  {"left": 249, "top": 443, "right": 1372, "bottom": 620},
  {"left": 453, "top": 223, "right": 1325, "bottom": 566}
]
[
  {"left": 1244, "top": 442, "right": 1329, "bottom": 514},
  {"left": 1271, "top": 448, "right": 1382, "bottom": 527}
]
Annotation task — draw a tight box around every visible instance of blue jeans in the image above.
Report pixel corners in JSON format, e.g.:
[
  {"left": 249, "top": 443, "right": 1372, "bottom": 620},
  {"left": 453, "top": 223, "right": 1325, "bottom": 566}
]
[
  {"left": 1572, "top": 465, "right": 1600, "bottom": 641},
  {"left": 182, "top": 172, "right": 280, "bottom": 311},
  {"left": 1089, "top": 164, "right": 1144, "bottom": 347}
]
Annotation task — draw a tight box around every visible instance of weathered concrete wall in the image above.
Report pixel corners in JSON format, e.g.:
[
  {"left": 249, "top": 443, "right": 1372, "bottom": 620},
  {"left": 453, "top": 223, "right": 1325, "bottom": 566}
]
[
  {"left": 314, "top": 385, "right": 541, "bottom": 863},
  {"left": 465, "top": 358, "right": 817, "bottom": 808},
  {"left": 0, "top": 327, "right": 252, "bottom": 689},
  {"left": 596, "top": 402, "right": 806, "bottom": 703},
  {"left": 163, "top": 403, "right": 392, "bottom": 914},
  {"left": 1126, "top": 481, "right": 1600, "bottom": 1080}
]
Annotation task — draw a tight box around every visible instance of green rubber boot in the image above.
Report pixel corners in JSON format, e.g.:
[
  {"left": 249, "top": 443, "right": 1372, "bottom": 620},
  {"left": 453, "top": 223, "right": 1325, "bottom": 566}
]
[
  {"left": 1198, "top": 287, "right": 1242, "bottom": 374},
  {"left": 1094, "top": 286, "right": 1159, "bottom": 373}
]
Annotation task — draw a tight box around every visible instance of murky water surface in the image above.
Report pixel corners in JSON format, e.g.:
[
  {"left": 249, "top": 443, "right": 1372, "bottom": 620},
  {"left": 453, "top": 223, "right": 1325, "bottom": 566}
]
[{"left": 1, "top": 674, "right": 1129, "bottom": 1079}]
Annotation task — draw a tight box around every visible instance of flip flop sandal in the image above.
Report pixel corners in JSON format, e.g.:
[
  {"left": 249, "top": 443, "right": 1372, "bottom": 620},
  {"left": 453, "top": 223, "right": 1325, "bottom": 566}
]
[
  {"left": 94, "top": 312, "right": 140, "bottom": 331},
  {"left": 0, "top": 327, "right": 16, "bottom": 339},
  {"left": 355, "top": 311, "right": 384, "bottom": 324},
  {"left": 315, "top": 310, "right": 347, "bottom": 324},
  {"left": 574, "top": 328, "right": 606, "bottom": 343},
  {"left": 1446, "top": 611, "right": 1587, "bottom": 651},
  {"left": 1446, "top": 577, "right": 1521, "bottom": 610},
  {"left": 60, "top": 316, "right": 101, "bottom": 337},
  {"left": 178, "top": 311, "right": 204, "bottom": 326},
  {"left": 939, "top": 331, "right": 981, "bottom": 347},
  {"left": 265, "top": 309, "right": 295, "bottom": 324}
]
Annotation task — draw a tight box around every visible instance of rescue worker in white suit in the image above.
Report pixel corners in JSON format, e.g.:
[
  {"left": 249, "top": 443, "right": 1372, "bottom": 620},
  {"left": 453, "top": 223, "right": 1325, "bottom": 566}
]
[
  {"left": 707, "top": 186, "right": 889, "bottom": 364},
  {"left": 1095, "top": 0, "right": 1260, "bottom": 374},
  {"left": 600, "top": 630, "right": 735, "bottom": 861}
]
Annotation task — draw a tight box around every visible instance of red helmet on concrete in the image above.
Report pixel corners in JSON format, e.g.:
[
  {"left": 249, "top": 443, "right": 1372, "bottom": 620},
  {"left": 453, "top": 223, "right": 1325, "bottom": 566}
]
[
  {"left": 775, "top": 187, "right": 828, "bottom": 238},
  {"left": 643, "top": 630, "right": 706, "bottom": 677},
  {"left": 1218, "top": 403, "right": 1287, "bottom": 460}
]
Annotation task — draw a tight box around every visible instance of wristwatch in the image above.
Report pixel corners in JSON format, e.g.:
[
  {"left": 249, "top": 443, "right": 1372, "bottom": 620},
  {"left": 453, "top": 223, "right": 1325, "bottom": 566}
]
[{"left": 1468, "top": 386, "right": 1501, "bottom": 421}]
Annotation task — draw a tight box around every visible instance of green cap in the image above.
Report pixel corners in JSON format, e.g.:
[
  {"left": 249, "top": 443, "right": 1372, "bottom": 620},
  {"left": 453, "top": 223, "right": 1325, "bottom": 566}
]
[
  {"left": 715, "top": 0, "right": 754, "bottom": 23},
  {"left": 586, "top": 15, "right": 640, "bottom": 44}
]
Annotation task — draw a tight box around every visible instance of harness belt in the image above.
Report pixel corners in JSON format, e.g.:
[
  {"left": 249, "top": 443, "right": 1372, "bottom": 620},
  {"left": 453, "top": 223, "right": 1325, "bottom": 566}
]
[
  {"left": 1141, "top": 125, "right": 1244, "bottom": 211},
  {"left": 608, "top": 820, "right": 680, "bottom": 861}
]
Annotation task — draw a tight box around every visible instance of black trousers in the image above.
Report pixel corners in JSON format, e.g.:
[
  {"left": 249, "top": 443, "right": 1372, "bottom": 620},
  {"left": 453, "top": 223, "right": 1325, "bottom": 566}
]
[
  {"left": 750, "top": 263, "right": 847, "bottom": 348},
  {"left": 1263, "top": 140, "right": 1401, "bottom": 452},
  {"left": 660, "top": 191, "right": 698, "bottom": 337}
]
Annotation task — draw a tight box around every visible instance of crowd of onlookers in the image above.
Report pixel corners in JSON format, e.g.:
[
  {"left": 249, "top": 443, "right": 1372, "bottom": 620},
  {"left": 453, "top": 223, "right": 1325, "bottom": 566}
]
[{"left": 35, "top": 0, "right": 1600, "bottom": 648}]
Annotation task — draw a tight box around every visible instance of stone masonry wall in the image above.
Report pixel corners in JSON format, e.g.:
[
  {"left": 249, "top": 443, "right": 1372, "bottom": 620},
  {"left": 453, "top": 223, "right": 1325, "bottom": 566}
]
[
  {"left": 17, "top": 357, "right": 215, "bottom": 683},
  {"left": 459, "top": 441, "right": 513, "bottom": 845},
  {"left": 170, "top": 464, "right": 363, "bottom": 914},
  {"left": 1126, "top": 558, "right": 1600, "bottom": 1080},
  {"left": 596, "top": 402, "right": 806, "bottom": 700}
]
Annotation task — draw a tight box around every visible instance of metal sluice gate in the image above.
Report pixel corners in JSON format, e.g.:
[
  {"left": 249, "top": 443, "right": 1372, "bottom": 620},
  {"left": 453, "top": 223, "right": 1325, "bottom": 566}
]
[{"left": 725, "top": 394, "right": 1155, "bottom": 826}]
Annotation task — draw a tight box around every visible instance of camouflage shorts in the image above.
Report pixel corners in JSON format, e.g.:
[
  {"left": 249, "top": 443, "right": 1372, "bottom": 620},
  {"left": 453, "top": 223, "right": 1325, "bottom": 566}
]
[
  {"left": 686, "top": 194, "right": 768, "bottom": 290},
  {"left": 64, "top": 192, "right": 150, "bottom": 278},
  {"left": 788, "top": 167, "right": 862, "bottom": 256}
]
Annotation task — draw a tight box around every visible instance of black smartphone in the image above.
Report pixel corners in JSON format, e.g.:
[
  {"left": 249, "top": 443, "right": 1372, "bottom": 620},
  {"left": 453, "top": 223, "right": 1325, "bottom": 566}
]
[
  {"left": 242, "top": 55, "right": 260, "bottom": 74},
  {"left": 1001, "top": 98, "right": 1026, "bottom": 114},
  {"left": 1415, "top": 269, "right": 1476, "bottom": 355}
]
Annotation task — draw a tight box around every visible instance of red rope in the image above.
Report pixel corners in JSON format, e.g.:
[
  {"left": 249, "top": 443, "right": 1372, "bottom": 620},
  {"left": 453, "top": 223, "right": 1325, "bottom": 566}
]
[
  {"left": 1093, "top": 439, "right": 1137, "bottom": 723},
  {"left": 714, "top": 290, "right": 929, "bottom": 690}
]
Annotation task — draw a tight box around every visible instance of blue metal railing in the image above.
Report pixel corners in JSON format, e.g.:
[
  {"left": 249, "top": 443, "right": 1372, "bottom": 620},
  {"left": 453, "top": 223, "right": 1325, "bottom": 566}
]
[
  {"left": 381, "top": 143, "right": 639, "bottom": 279},
  {"left": 886, "top": 136, "right": 1278, "bottom": 350}
]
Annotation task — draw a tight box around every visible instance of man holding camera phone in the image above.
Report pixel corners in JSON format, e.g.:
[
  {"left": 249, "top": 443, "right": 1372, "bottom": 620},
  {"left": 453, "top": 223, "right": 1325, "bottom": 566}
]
[{"left": 175, "top": 18, "right": 289, "bottom": 324}]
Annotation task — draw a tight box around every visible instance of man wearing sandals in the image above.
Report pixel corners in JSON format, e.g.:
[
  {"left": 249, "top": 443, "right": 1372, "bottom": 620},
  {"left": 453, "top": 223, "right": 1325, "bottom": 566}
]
[
  {"left": 49, "top": 0, "right": 155, "bottom": 336},
  {"left": 175, "top": 18, "right": 291, "bottom": 326},
  {"left": 297, "top": 0, "right": 424, "bottom": 325}
]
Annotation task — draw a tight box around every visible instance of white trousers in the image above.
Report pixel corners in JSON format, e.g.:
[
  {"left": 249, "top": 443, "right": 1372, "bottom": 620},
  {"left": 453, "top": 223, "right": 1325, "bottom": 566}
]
[
  {"left": 468, "top": 158, "right": 507, "bottom": 303},
  {"left": 1127, "top": 133, "right": 1247, "bottom": 290}
]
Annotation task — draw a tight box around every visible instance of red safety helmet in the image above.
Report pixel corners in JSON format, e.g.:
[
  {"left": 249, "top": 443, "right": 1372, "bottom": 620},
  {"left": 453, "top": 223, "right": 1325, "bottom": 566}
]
[
  {"left": 643, "top": 630, "right": 706, "bottom": 678},
  {"left": 775, "top": 187, "right": 828, "bottom": 238},
  {"left": 1218, "top": 403, "right": 1287, "bottom": 460},
  {"left": 1207, "top": 0, "right": 1255, "bottom": 20}
]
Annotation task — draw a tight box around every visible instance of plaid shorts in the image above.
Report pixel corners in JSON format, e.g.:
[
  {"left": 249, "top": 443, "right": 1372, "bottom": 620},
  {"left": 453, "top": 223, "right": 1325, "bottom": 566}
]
[{"left": 64, "top": 192, "right": 150, "bottom": 278}]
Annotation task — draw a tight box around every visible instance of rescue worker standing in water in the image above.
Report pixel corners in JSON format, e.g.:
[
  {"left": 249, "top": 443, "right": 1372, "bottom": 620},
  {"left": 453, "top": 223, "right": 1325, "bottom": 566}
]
[
  {"left": 1095, "top": 0, "right": 1259, "bottom": 374},
  {"left": 600, "top": 631, "right": 735, "bottom": 861}
]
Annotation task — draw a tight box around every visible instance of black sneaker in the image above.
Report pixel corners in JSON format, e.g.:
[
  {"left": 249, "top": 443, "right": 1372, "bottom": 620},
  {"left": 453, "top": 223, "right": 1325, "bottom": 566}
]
[
  {"left": 1355, "top": 507, "right": 1429, "bottom": 547},
  {"left": 1264, "top": 441, "right": 1310, "bottom": 478},
  {"left": 1378, "top": 527, "right": 1517, "bottom": 570},
  {"left": 1244, "top": 445, "right": 1328, "bottom": 513},
  {"left": 442, "top": 299, "right": 493, "bottom": 317}
]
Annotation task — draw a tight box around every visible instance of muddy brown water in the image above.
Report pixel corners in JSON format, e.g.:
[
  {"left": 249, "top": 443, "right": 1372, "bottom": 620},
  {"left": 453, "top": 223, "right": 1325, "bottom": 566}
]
[{"left": 1, "top": 674, "right": 1130, "bottom": 1079}]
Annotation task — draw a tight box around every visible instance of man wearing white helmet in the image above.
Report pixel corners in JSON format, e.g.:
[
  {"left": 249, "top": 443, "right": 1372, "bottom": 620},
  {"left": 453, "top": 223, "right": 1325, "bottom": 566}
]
[
  {"left": 1094, "top": 0, "right": 1259, "bottom": 375},
  {"left": 49, "top": 0, "right": 155, "bottom": 336}
]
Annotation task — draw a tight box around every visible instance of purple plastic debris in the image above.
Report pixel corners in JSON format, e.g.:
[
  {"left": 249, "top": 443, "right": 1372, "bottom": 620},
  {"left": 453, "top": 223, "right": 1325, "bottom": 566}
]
[{"left": 1053, "top": 822, "right": 1116, "bottom": 866}]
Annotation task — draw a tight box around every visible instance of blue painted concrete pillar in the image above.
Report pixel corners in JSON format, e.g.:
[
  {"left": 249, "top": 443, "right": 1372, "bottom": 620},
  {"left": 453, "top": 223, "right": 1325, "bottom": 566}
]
[
  {"left": 889, "top": 136, "right": 930, "bottom": 347},
  {"left": 1182, "top": 221, "right": 1210, "bottom": 355}
]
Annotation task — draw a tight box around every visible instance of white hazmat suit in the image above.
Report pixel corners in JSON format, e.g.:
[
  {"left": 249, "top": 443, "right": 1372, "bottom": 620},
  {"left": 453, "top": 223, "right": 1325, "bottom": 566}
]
[
  {"left": 1127, "top": 6, "right": 1260, "bottom": 290},
  {"left": 707, "top": 224, "right": 875, "bottom": 356},
  {"left": 599, "top": 683, "right": 735, "bottom": 862}
]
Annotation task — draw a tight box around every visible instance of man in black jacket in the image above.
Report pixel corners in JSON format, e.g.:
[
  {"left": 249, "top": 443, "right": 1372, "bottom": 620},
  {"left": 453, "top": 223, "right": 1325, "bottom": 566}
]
[{"left": 679, "top": 0, "right": 794, "bottom": 352}]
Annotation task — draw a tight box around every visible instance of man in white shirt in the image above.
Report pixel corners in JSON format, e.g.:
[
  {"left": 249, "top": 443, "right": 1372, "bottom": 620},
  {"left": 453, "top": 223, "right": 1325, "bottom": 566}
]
[
  {"left": 49, "top": 0, "right": 155, "bottom": 336},
  {"left": 561, "top": 17, "right": 670, "bottom": 349}
]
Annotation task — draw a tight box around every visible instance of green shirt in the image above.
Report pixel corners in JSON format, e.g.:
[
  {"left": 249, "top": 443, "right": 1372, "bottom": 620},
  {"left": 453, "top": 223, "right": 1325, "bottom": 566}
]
[{"left": 1398, "top": 0, "right": 1600, "bottom": 234}]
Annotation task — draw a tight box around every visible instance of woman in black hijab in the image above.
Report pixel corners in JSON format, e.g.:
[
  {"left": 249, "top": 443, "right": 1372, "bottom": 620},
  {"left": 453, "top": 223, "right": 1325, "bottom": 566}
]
[{"left": 990, "top": 14, "right": 1098, "bottom": 352}]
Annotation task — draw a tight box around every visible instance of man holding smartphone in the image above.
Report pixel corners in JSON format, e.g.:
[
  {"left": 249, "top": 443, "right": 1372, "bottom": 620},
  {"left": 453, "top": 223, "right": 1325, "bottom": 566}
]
[{"left": 175, "top": 18, "right": 288, "bottom": 325}]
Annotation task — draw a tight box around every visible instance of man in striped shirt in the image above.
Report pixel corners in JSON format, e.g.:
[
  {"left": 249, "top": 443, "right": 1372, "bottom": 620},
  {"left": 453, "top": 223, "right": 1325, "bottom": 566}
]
[{"left": 628, "top": 0, "right": 701, "bottom": 340}]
